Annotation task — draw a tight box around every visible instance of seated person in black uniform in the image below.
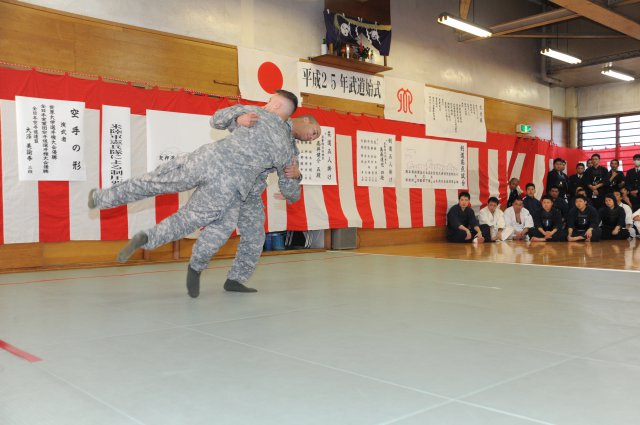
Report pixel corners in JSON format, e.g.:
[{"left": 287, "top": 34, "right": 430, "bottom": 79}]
[
  {"left": 530, "top": 195, "right": 567, "bottom": 242},
  {"left": 567, "top": 195, "right": 601, "bottom": 242},
  {"left": 548, "top": 185, "right": 569, "bottom": 219},
  {"left": 446, "top": 192, "right": 486, "bottom": 243},
  {"left": 608, "top": 159, "right": 625, "bottom": 192},
  {"left": 625, "top": 153, "right": 640, "bottom": 210},
  {"left": 569, "top": 162, "right": 587, "bottom": 199},
  {"left": 522, "top": 183, "right": 541, "bottom": 214},
  {"left": 570, "top": 186, "right": 590, "bottom": 210},
  {"left": 599, "top": 194, "right": 630, "bottom": 240},
  {"left": 584, "top": 153, "right": 609, "bottom": 209},
  {"left": 546, "top": 158, "right": 569, "bottom": 199}
]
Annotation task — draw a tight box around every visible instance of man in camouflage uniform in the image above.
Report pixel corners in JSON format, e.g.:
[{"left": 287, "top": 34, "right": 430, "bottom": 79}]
[
  {"left": 186, "top": 112, "right": 320, "bottom": 296},
  {"left": 88, "top": 90, "right": 299, "bottom": 263}
]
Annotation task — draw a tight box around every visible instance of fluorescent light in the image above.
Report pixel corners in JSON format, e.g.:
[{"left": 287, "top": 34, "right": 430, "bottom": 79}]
[
  {"left": 540, "top": 48, "right": 582, "bottom": 64},
  {"left": 602, "top": 68, "right": 635, "bottom": 82},
  {"left": 437, "top": 13, "right": 492, "bottom": 38}
]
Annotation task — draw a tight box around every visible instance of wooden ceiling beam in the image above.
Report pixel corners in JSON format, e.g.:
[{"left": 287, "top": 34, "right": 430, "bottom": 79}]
[
  {"left": 549, "top": 0, "right": 640, "bottom": 40},
  {"left": 460, "top": 0, "right": 473, "bottom": 20},
  {"left": 461, "top": 0, "right": 640, "bottom": 41}
]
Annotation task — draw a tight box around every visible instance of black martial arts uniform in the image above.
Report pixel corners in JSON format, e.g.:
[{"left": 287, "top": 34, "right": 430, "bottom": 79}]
[
  {"left": 567, "top": 205, "right": 601, "bottom": 241},
  {"left": 599, "top": 205, "right": 630, "bottom": 240},
  {"left": 530, "top": 208, "right": 567, "bottom": 242}
]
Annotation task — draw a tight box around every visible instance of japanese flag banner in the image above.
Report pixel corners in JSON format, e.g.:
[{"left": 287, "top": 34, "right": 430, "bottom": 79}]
[{"left": 237, "top": 47, "right": 300, "bottom": 103}]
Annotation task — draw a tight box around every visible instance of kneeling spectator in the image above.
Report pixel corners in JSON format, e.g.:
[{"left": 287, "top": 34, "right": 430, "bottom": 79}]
[
  {"left": 478, "top": 197, "right": 512, "bottom": 241},
  {"left": 504, "top": 198, "right": 533, "bottom": 240},
  {"left": 599, "top": 194, "right": 630, "bottom": 240},
  {"left": 567, "top": 195, "right": 601, "bottom": 242},
  {"left": 530, "top": 195, "right": 567, "bottom": 242},
  {"left": 446, "top": 192, "right": 485, "bottom": 243}
]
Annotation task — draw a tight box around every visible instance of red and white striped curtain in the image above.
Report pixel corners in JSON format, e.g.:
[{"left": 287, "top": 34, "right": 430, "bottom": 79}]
[{"left": 0, "top": 68, "right": 586, "bottom": 245}]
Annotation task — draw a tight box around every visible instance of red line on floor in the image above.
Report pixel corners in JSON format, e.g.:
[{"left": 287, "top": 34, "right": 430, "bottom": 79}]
[
  {"left": 0, "top": 340, "right": 42, "bottom": 363},
  {"left": 0, "top": 254, "right": 364, "bottom": 287}
]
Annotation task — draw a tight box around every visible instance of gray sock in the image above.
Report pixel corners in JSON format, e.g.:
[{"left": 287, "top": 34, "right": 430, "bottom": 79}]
[
  {"left": 186, "top": 265, "right": 201, "bottom": 298},
  {"left": 224, "top": 279, "right": 257, "bottom": 293},
  {"left": 116, "top": 231, "right": 148, "bottom": 263}
]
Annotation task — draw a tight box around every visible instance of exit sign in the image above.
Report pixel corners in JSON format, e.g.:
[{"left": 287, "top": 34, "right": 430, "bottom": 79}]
[{"left": 516, "top": 124, "right": 532, "bottom": 134}]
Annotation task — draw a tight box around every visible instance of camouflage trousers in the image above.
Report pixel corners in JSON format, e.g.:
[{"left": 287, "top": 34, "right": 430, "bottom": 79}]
[
  {"left": 190, "top": 195, "right": 266, "bottom": 284},
  {"left": 94, "top": 152, "right": 237, "bottom": 250}
]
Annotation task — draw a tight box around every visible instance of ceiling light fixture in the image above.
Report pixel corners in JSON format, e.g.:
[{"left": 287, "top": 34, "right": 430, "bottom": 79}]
[
  {"left": 601, "top": 67, "right": 635, "bottom": 82},
  {"left": 540, "top": 47, "right": 581, "bottom": 64},
  {"left": 437, "top": 13, "right": 492, "bottom": 38}
]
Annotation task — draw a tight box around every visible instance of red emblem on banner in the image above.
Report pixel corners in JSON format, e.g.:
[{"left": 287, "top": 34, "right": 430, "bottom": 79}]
[
  {"left": 257, "top": 62, "right": 284, "bottom": 94},
  {"left": 396, "top": 88, "right": 414, "bottom": 114}
]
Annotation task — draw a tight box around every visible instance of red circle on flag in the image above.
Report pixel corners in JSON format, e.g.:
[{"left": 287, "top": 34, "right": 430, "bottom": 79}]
[{"left": 257, "top": 62, "right": 284, "bottom": 94}]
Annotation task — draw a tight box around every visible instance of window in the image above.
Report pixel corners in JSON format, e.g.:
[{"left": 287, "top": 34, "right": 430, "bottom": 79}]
[{"left": 580, "top": 113, "right": 640, "bottom": 149}]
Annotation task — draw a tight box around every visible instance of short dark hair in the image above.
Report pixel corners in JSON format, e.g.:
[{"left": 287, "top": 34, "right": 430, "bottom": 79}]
[
  {"left": 549, "top": 185, "right": 559, "bottom": 191},
  {"left": 576, "top": 163, "right": 585, "bottom": 169},
  {"left": 634, "top": 154, "right": 640, "bottom": 160},
  {"left": 611, "top": 158, "right": 619, "bottom": 164},
  {"left": 525, "top": 183, "right": 535, "bottom": 190},
  {"left": 458, "top": 191, "right": 471, "bottom": 200},
  {"left": 275, "top": 89, "right": 298, "bottom": 114},
  {"left": 540, "top": 195, "right": 553, "bottom": 203},
  {"left": 553, "top": 158, "right": 565, "bottom": 164},
  {"left": 591, "top": 153, "right": 600, "bottom": 159},
  {"left": 574, "top": 194, "right": 587, "bottom": 202},
  {"left": 487, "top": 196, "right": 499, "bottom": 205},
  {"left": 513, "top": 197, "right": 523, "bottom": 204},
  {"left": 612, "top": 188, "right": 621, "bottom": 194},
  {"left": 604, "top": 194, "right": 617, "bottom": 206}
]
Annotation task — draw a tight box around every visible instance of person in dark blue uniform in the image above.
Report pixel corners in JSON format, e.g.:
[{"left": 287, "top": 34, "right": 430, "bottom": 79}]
[
  {"left": 568, "top": 162, "right": 587, "bottom": 199},
  {"left": 522, "top": 183, "right": 541, "bottom": 214},
  {"left": 607, "top": 159, "right": 625, "bottom": 193},
  {"left": 584, "top": 153, "right": 609, "bottom": 209},
  {"left": 567, "top": 195, "right": 601, "bottom": 242},
  {"left": 549, "top": 185, "right": 569, "bottom": 220},
  {"left": 530, "top": 195, "right": 567, "bottom": 242},
  {"left": 446, "top": 192, "right": 486, "bottom": 243},
  {"left": 546, "top": 158, "right": 569, "bottom": 199},
  {"left": 599, "top": 194, "right": 629, "bottom": 240},
  {"left": 625, "top": 153, "right": 640, "bottom": 211}
]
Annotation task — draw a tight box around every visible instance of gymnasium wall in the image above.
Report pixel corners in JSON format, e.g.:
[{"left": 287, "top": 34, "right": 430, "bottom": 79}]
[
  {"left": 0, "top": 0, "right": 565, "bottom": 272},
  {"left": 14, "top": 0, "right": 551, "bottom": 109}
]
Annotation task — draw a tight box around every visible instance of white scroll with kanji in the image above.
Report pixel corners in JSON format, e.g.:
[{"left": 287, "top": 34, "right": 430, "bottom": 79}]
[
  {"left": 401, "top": 136, "right": 467, "bottom": 189},
  {"left": 101, "top": 105, "right": 131, "bottom": 189},
  {"left": 15, "top": 96, "right": 86, "bottom": 181},
  {"left": 146, "top": 109, "right": 228, "bottom": 172},
  {"left": 424, "top": 86, "right": 486, "bottom": 142},
  {"left": 356, "top": 131, "right": 395, "bottom": 187},
  {"left": 296, "top": 126, "right": 337, "bottom": 186}
]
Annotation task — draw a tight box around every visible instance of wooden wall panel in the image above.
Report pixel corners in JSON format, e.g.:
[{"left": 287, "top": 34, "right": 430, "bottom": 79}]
[
  {"left": 484, "top": 98, "right": 552, "bottom": 140},
  {"left": 302, "top": 93, "right": 384, "bottom": 117},
  {"left": 552, "top": 116, "right": 568, "bottom": 148},
  {"left": 324, "top": 0, "right": 391, "bottom": 25},
  {"left": 357, "top": 227, "right": 447, "bottom": 248},
  {"left": 0, "top": 0, "right": 238, "bottom": 95}
]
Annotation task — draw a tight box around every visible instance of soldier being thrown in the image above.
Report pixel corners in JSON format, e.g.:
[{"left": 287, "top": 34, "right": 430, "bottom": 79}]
[
  {"left": 87, "top": 90, "right": 299, "bottom": 264},
  {"left": 184, "top": 112, "right": 320, "bottom": 296}
]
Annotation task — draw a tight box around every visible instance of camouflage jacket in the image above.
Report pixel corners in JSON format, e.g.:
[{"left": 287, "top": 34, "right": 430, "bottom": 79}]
[{"left": 211, "top": 105, "right": 301, "bottom": 203}]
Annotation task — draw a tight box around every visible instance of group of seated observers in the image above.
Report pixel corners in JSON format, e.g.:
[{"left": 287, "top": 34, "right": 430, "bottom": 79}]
[{"left": 446, "top": 153, "right": 640, "bottom": 243}]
